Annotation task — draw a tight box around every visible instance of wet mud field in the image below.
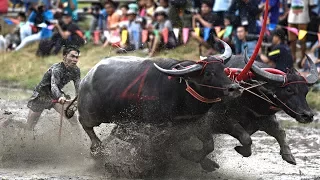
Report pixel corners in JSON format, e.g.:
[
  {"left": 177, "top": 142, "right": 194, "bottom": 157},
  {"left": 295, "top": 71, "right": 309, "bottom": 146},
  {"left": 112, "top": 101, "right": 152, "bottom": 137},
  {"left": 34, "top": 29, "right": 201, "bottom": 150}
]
[{"left": 0, "top": 87, "right": 319, "bottom": 179}]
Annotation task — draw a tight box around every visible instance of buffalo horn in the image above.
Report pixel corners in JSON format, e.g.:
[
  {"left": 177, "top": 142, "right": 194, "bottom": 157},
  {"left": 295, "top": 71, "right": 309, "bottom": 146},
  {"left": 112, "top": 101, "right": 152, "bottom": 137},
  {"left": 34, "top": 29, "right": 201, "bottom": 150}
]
[
  {"left": 153, "top": 63, "right": 203, "bottom": 76},
  {"left": 214, "top": 39, "right": 232, "bottom": 61},
  {"left": 243, "top": 48, "right": 285, "bottom": 84},
  {"left": 305, "top": 54, "right": 319, "bottom": 85}
]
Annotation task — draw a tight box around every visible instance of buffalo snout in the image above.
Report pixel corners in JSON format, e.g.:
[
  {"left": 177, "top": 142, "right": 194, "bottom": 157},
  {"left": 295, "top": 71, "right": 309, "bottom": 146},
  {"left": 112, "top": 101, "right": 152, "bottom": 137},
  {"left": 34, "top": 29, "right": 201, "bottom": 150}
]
[
  {"left": 298, "top": 110, "right": 314, "bottom": 123},
  {"left": 225, "top": 83, "right": 242, "bottom": 98}
]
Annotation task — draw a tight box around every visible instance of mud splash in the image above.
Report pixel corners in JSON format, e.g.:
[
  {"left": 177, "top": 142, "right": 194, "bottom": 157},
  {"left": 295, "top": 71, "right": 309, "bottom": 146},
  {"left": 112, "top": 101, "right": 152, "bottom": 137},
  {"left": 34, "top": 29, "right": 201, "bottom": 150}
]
[{"left": 0, "top": 87, "right": 319, "bottom": 179}]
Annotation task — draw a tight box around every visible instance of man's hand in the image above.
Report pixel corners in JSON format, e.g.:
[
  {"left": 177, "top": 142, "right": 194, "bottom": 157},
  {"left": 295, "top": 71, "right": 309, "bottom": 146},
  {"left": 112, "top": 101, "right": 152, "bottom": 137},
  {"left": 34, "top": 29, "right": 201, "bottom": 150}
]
[
  {"left": 58, "top": 96, "right": 67, "bottom": 104},
  {"left": 193, "top": 14, "right": 201, "bottom": 20}
]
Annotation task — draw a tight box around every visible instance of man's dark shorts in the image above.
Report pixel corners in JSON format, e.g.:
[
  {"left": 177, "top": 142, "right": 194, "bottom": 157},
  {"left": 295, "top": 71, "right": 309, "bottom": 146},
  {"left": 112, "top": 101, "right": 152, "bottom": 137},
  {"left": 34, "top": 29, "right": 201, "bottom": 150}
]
[{"left": 27, "top": 90, "right": 55, "bottom": 112}]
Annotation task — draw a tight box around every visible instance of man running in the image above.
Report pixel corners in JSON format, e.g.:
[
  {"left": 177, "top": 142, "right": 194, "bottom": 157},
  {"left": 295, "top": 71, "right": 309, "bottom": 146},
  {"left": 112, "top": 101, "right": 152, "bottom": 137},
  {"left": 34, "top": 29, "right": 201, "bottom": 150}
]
[{"left": 2, "top": 45, "right": 81, "bottom": 130}]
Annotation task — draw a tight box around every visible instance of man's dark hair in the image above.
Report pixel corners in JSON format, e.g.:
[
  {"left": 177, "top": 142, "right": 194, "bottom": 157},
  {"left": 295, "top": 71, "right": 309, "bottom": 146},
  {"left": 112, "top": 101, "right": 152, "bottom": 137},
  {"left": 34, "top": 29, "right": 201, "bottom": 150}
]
[
  {"left": 224, "top": 14, "right": 231, "bottom": 21},
  {"left": 201, "top": 0, "right": 213, "bottom": 8},
  {"left": 120, "top": 4, "right": 129, "bottom": 9},
  {"left": 237, "top": 25, "right": 248, "bottom": 32},
  {"left": 63, "top": 45, "right": 80, "bottom": 56},
  {"left": 18, "top": 12, "right": 26, "bottom": 21},
  {"left": 105, "top": 1, "right": 117, "bottom": 8},
  {"left": 272, "top": 28, "right": 286, "bottom": 42}
]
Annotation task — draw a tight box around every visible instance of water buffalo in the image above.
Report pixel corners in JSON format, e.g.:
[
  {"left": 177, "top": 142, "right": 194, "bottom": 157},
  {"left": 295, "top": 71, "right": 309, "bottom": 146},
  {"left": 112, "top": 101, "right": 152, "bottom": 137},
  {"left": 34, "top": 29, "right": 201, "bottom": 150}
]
[
  {"left": 76, "top": 41, "right": 244, "bottom": 154},
  {"left": 175, "top": 52, "right": 318, "bottom": 171}
]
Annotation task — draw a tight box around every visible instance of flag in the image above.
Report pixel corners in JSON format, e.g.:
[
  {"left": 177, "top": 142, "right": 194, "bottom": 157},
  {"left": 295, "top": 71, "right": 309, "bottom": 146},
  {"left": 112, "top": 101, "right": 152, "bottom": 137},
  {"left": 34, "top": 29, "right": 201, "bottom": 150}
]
[
  {"left": 94, "top": 30, "right": 100, "bottom": 44},
  {"left": 194, "top": 27, "right": 200, "bottom": 37},
  {"left": 142, "top": 30, "right": 148, "bottom": 43},
  {"left": 85, "top": 31, "right": 91, "bottom": 41},
  {"left": 183, "top": 28, "right": 189, "bottom": 44},
  {"left": 268, "top": 23, "right": 277, "bottom": 31},
  {"left": 203, "top": 27, "right": 211, "bottom": 41},
  {"left": 217, "top": 29, "right": 226, "bottom": 38},
  {"left": 162, "top": 28, "right": 169, "bottom": 44},
  {"left": 286, "top": 26, "right": 299, "bottom": 36},
  {"left": 4, "top": 18, "right": 14, "bottom": 25},
  {"left": 298, "top": 30, "right": 307, "bottom": 40},
  {"left": 173, "top": 28, "right": 179, "bottom": 40},
  {"left": 121, "top": 29, "right": 128, "bottom": 45},
  {"left": 223, "top": 26, "right": 233, "bottom": 38},
  {"left": 214, "top": 26, "right": 221, "bottom": 36},
  {"left": 154, "top": 29, "right": 159, "bottom": 38}
]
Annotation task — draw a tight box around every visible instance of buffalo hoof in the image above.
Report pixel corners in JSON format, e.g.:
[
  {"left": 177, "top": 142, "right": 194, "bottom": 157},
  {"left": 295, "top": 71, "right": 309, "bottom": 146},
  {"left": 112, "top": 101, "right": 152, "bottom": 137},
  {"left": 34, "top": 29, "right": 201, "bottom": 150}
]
[
  {"left": 281, "top": 152, "right": 296, "bottom": 165},
  {"left": 90, "top": 142, "right": 103, "bottom": 158},
  {"left": 234, "top": 146, "right": 252, "bottom": 157},
  {"left": 200, "top": 157, "right": 220, "bottom": 172}
]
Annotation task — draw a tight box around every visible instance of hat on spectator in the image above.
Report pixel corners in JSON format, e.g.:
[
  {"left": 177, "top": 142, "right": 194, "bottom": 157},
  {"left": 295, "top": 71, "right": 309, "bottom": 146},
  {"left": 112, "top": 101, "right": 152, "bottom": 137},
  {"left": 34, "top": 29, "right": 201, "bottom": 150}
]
[
  {"left": 127, "top": 9, "right": 137, "bottom": 15},
  {"left": 128, "top": 3, "right": 139, "bottom": 11},
  {"left": 272, "top": 28, "right": 286, "bottom": 42},
  {"left": 154, "top": 7, "right": 167, "bottom": 17},
  {"left": 62, "top": 10, "right": 72, "bottom": 17}
]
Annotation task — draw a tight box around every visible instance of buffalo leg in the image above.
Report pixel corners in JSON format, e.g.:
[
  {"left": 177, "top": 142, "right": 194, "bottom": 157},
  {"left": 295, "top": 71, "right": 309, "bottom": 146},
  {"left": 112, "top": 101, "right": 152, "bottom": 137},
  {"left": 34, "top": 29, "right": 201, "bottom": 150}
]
[
  {"left": 178, "top": 126, "right": 219, "bottom": 172},
  {"left": 80, "top": 117, "right": 102, "bottom": 156},
  {"left": 228, "top": 123, "right": 253, "bottom": 157},
  {"left": 259, "top": 116, "right": 296, "bottom": 165}
]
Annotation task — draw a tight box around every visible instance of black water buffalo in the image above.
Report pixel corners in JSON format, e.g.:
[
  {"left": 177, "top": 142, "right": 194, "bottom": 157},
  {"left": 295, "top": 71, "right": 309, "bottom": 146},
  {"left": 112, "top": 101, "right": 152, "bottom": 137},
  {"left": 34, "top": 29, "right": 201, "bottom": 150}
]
[
  {"left": 76, "top": 41, "right": 244, "bottom": 153},
  {"left": 175, "top": 52, "right": 318, "bottom": 171}
]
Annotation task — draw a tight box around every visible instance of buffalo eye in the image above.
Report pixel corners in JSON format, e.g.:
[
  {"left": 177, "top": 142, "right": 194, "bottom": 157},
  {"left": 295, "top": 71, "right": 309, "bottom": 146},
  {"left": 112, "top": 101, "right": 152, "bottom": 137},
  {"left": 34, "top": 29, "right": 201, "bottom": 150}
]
[
  {"left": 204, "top": 71, "right": 211, "bottom": 77},
  {"left": 286, "top": 87, "right": 294, "bottom": 94}
]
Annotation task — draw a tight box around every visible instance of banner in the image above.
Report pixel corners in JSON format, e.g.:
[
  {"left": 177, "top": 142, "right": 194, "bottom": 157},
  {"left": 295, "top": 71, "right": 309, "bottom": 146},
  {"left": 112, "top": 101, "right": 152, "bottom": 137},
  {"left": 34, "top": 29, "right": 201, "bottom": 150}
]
[
  {"left": 183, "top": 28, "right": 189, "bottom": 44},
  {"left": 85, "top": 31, "right": 91, "bottom": 41},
  {"left": 203, "top": 27, "right": 211, "bottom": 41},
  {"left": 286, "top": 27, "right": 299, "bottom": 36},
  {"left": 223, "top": 26, "right": 233, "bottom": 38},
  {"left": 173, "top": 28, "right": 179, "bottom": 40},
  {"left": 214, "top": 26, "right": 221, "bottom": 36},
  {"left": 121, "top": 30, "right": 128, "bottom": 45},
  {"left": 162, "top": 28, "right": 169, "bottom": 44},
  {"left": 94, "top": 30, "right": 100, "bottom": 44},
  {"left": 194, "top": 27, "right": 200, "bottom": 37},
  {"left": 154, "top": 29, "right": 159, "bottom": 38},
  {"left": 298, "top": 30, "right": 307, "bottom": 40},
  {"left": 217, "top": 29, "right": 226, "bottom": 38},
  {"left": 142, "top": 30, "right": 148, "bottom": 43}
]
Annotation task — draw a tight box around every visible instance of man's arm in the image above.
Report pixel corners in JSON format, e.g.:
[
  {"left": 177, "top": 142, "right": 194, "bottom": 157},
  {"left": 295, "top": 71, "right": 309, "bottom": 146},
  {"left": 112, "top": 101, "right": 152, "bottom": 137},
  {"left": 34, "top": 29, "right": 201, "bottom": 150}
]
[
  {"left": 73, "top": 69, "right": 81, "bottom": 95},
  {"left": 194, "top": 14, "right": 212, "bottom": 28},
  {"left": 69, "top": 0, "right": 77, "bottom": 11},
  {"left": 51, "top": 68, "right": 63, "bottom": 100},
  {"left": 55, "top": 22, "right": 71, "bottom": 39}
]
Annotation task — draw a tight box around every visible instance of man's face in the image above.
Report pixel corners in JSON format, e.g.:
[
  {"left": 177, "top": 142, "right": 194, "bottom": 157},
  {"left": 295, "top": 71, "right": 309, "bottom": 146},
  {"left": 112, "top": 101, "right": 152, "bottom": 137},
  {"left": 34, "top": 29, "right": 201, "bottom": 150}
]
[
  {"left": 159, "top": 0, "right": 168, "bottom": 7},
  {"left": 156, "top": 14, "right": 164, "bottom": 22},
  {"left": 62, "top": 15, "right": 72, "bottom": 24},
  {"left": 272, "top": 36, "right": 280, "bottom": 45},
  {"left": 128, "top": 14, "right": 136, "bottom": 21},
  {"left": 64, "top": 50, "right": 79, "bottom": 68},
  {"left": 237, "top": 27, "right": 246, "bottom": 40},
  {"left": 105, "top": 4, "right": 114, "bottom": 15},
  {"left": 201, "top": 3, "right": 210, "bottom": 14}
]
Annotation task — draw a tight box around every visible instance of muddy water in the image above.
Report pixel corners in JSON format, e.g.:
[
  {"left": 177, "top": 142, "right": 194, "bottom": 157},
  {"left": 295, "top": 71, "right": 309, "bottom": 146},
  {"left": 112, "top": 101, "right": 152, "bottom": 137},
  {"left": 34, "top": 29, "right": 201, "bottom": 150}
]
[{"left": 0, "top": 87, "right": 319, "bottom": 179}]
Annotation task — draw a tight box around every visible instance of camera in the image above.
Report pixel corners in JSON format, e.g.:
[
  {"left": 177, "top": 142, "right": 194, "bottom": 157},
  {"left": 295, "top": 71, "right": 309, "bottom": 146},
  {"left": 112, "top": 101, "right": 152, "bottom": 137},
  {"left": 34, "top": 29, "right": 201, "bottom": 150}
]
[{"left": 184, "top": 8, "right": 199, "bottom": 15}]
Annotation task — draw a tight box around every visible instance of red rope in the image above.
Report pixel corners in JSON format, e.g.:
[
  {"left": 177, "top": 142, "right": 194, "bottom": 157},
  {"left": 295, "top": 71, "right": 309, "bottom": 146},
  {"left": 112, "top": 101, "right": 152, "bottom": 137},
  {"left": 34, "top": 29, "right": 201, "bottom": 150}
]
[{"left": 236, "top": 0, "right": 269, "bottom": 81}]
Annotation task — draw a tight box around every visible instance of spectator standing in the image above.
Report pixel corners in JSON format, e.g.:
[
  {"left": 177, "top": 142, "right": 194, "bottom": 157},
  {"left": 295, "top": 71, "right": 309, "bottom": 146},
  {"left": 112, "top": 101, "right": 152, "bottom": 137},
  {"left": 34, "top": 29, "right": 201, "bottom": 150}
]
[
  {"left": 287, "top": 0, "right": 317, "bottom": 66},
  {"left": 56, "top": 0, "right": 78, "bottom": 21},
  {"left": 259, "top": 0, "right": 280, "bottom": 25},
  {"left": 212, "top": 0, "right": 232, "bottom": 26},
  {"left": 259, "top": 29, "right": 293, "bottom": 72},
  {"left": 87, "top": 3, "right": 104, "bottom": 34}
]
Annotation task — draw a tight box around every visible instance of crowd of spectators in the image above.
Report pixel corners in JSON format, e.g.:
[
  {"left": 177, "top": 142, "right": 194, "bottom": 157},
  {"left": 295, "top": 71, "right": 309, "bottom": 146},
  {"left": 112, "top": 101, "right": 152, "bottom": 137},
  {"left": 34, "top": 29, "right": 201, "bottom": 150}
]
[{"left": 1, "top": 0, "right": 320, "bottom": 71}]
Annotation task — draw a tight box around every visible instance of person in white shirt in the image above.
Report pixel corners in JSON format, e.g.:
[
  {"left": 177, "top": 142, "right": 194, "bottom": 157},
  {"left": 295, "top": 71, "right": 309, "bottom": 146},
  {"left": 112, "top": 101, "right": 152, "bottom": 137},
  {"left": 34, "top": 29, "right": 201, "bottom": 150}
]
[{"left": 287, "top": 0, "right": 317, "bottom": 66}]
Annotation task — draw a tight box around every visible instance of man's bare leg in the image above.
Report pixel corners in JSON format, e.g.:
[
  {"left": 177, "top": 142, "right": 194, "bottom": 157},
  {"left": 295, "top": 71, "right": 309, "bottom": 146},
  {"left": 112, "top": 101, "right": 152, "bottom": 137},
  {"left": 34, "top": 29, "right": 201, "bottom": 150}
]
[{"left": 26, "top": 109, "right": 42, "bottom": 130}]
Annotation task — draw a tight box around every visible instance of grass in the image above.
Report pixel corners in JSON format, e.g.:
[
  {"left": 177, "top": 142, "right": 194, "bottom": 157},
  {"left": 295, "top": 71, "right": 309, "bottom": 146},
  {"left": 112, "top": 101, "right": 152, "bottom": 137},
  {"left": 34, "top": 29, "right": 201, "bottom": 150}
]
[{"left": 0, "top": 40, "right": 319, "bottom": 110}]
